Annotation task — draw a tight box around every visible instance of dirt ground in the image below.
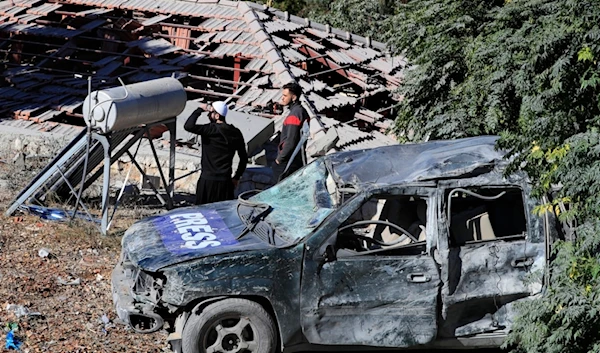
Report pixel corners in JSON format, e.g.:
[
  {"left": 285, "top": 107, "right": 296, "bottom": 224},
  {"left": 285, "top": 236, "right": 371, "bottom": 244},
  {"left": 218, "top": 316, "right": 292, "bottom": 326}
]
[{"left": 0, "top": 157, "right": 169, "bottom": 352}]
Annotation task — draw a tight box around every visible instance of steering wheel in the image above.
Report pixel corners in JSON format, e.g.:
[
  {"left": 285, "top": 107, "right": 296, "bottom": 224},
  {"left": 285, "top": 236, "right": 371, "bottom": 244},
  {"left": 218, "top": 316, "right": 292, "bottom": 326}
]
[{"left": 339, "top": 220, "right": 418, "bottom": 248}]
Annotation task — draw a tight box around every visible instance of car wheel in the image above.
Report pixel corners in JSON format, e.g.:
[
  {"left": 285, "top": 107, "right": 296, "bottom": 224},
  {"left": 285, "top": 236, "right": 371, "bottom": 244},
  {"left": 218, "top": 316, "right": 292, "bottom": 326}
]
[{"left": 182, "top": 298, "right": 277, "bottom": 353}]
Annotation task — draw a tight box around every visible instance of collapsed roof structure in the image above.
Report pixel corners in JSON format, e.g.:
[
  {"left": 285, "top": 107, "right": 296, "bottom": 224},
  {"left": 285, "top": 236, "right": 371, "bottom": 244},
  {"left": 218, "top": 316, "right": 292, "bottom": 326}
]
[{"left": 0, "top": 0, "right": 406, "bottom": 151}]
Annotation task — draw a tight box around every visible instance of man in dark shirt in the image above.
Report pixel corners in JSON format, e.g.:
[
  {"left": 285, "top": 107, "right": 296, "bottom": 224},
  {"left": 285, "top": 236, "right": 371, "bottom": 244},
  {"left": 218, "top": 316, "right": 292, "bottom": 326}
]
[
  {"left": 184, "top": 101, "right": 247, "bottom": 205},
  {"left": 272, "top": 82, "right": 310, "bottom": 183}
]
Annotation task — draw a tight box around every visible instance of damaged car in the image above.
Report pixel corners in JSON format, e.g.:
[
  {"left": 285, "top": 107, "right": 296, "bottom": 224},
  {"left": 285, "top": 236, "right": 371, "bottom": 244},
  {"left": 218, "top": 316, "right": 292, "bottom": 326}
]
[{"left": 112, "top": 135, "right": 556, "bottom": 353}]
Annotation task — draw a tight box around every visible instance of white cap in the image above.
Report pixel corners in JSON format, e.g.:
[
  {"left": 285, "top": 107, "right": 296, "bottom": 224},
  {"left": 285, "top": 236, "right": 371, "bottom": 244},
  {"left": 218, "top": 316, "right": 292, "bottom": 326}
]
[{"left": 211, "top": 101, "right": 228, "bottom": 117}]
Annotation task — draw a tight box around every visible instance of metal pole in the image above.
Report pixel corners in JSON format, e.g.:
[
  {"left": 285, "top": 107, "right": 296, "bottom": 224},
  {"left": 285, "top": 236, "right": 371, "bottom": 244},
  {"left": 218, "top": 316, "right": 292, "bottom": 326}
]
[
  {"left": 146, "top": 128, "right": 174, "bottom": 208},
  {"left": 126, "top": 151, "right": 167, "bottom": 206},
  {"left": 167, "top": 120, "right": 176, "bottom": 210},
  {"left": 97, "top": 135, "right": 111, "bottom": 236}
]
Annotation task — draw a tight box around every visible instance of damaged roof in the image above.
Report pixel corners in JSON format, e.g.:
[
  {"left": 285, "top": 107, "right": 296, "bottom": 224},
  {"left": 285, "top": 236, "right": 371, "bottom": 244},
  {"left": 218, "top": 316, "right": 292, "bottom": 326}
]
[
  {"left": 327, "top": 136, "right": 505, "bottom": 188},
  {"left": 0, "top": 0, "right": 405, "bottom": 148}
]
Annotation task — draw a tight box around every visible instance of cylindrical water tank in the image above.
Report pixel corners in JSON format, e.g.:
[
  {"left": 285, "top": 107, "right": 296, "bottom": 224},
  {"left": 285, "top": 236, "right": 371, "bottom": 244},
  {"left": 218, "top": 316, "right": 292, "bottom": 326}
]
[{"left": 82, "top": 77, "right": 187, "bottom": 133}]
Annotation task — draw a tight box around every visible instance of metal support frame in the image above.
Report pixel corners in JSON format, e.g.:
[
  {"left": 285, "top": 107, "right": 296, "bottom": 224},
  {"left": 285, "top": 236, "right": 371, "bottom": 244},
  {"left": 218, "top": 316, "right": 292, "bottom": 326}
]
[{"left": 5, "top": 118, "right": 178, "bottom": 236}]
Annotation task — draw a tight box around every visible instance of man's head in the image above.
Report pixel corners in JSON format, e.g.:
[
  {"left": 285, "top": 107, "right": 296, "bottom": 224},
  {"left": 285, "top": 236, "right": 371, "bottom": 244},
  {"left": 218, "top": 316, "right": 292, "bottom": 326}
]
[
  {"left": 210, "top": 101, "right": 228, "bottom": 122},
  {"left": 280, "top": 82, "right": 302, "bottom": 107}
]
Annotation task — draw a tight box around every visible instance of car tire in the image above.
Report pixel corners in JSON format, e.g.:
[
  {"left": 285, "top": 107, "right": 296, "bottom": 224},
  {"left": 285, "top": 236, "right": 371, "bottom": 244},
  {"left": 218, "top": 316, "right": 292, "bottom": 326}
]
[{"left": 182, "top": 298, "right": 277, "bottom": 353}]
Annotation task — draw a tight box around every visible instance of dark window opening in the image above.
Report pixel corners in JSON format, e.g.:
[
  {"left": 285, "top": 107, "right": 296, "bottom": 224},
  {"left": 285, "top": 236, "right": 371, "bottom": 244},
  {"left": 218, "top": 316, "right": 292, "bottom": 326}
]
[
  {"left": 335, "top": 195, "right": 428, "bottom": 256},
  {"left": 446, "top": 187, "right": 527, "bottom": 247}
]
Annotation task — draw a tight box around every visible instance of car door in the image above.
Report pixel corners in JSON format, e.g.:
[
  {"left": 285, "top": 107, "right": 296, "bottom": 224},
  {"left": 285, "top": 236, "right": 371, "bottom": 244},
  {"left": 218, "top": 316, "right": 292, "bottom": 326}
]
[
  {"left": 300, "top": 189, "right": 441, "bottom": 348},
  {"left": 436, "top": 180, "right": 546, "bottom": 337}
]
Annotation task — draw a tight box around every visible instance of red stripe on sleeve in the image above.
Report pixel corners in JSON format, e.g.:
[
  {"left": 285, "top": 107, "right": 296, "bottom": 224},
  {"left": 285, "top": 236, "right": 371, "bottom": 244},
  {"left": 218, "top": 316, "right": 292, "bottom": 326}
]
[{"left": 284, "top": 115, "right": 301, "bottom": 126}]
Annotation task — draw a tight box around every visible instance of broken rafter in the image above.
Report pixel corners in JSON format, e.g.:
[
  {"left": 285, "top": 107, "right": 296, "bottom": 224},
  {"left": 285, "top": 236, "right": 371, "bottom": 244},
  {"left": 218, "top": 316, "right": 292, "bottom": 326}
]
[
  {"left": 308, "top": 64, "right": 354, "bottom": 78},
  {"left": 185, "top": 87, "right": 242, "bottom": 99},
  {"left": 187, "top": 74, "right": 258, "bottom": 87},
  {"left": 3, "top": 38, "right": 147, "bottom": 59},
  {"left": 301, "top": 46, "right": 350, "bottom": 79},
  {"left": 196, "top": 63, "right": 251, "bottom": 73}
]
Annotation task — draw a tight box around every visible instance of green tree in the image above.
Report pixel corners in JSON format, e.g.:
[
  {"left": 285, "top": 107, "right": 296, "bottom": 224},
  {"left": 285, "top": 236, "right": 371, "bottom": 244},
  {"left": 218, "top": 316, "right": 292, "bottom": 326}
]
[
  {"left": 252, "top": 0, "right": 307, "bottom": 16},
  {"left": 383, "top": 0, "right": 600, "bottom": 351},
  {"left": 308, "top": 0, "right": 390, "bottom": 39}
]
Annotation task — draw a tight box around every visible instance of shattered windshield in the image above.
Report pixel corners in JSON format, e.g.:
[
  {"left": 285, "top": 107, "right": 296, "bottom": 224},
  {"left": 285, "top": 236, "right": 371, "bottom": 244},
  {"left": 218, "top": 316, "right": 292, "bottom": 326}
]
[{"left": 249, "top": 159, "right": 336, "bottom": 243}]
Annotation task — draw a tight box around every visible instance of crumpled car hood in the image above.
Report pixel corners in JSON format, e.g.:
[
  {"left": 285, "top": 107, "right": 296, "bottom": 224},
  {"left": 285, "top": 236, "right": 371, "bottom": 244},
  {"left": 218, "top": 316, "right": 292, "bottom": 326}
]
[{"left": 121, "top": 200, "right": 271, "bottom": 271}]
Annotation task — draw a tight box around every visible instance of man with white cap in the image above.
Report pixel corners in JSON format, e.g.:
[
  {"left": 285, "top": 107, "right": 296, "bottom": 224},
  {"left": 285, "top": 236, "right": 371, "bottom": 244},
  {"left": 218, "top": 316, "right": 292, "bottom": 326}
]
[{"left": 184, "top": 101, "right": 247, "bottom": 205}]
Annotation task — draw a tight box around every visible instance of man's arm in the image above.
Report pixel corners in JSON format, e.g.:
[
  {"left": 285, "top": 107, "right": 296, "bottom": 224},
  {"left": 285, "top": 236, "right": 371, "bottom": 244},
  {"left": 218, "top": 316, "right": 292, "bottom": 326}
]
[
  {"left": 276, "top": 114, "right": 302, "bottom": 164},
  {"left": 183, "top": 108, "right": 207, "bottom": 135},
  {"left": 232, "top": 130, "right": 248, "bottom": 186}
]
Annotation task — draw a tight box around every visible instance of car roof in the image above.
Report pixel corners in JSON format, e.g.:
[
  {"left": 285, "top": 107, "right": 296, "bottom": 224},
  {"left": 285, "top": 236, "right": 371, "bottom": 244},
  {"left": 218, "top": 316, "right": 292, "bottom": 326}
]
[{"left": 325, "top": 135, "right": 505, "bottom": 189}]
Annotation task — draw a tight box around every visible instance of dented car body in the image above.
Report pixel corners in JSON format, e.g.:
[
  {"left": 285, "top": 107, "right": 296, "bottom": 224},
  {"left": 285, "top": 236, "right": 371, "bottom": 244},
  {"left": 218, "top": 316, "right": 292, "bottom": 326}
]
[{"left": 112, "top": 136, "right": 554, "bottom": 352}]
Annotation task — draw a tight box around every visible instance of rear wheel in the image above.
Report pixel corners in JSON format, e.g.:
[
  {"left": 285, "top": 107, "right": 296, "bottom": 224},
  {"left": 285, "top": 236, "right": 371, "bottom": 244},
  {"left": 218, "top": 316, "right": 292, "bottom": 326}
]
[{"left": 182, "top": 298, "right": 277, "bottom": 353}]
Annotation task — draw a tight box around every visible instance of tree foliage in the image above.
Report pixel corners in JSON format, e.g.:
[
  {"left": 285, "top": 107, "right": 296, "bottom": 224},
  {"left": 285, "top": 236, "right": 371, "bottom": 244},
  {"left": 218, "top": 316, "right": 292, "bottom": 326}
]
[
  {"left": 504, "top": 221, "right": 600, "bottom": 353},
  {"left": 318, "top": 0, "right": 600, "bottom": 351},
  {"left": 307, "top": 0, "right": 390, "bottom": 39}
]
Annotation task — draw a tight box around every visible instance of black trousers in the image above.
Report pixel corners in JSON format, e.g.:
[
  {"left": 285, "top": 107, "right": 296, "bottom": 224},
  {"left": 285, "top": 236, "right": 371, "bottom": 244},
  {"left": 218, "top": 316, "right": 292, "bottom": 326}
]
[
  {"left": 271, "top": 161, "right": 302, "bottom": 184},
  {"left": 195, "top": 177, "right": 234, "bottom": 205}
]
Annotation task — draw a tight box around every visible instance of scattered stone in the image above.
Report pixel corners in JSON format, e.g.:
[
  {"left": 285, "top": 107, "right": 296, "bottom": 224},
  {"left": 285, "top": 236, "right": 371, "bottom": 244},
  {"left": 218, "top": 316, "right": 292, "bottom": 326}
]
[{"left": 38, "top": 248, "right": 51, "bottom": 258}]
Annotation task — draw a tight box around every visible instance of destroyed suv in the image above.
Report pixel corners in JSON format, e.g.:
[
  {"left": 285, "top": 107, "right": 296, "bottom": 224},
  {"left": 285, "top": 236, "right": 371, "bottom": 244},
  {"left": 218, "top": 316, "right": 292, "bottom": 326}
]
[{"left": 112, "top": 136, "right": 554, "bottom": 353}]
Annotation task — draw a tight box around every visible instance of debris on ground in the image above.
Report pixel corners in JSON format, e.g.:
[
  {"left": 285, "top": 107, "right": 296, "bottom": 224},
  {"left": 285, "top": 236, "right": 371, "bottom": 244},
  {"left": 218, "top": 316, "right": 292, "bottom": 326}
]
[{"left": 0, "top": 160, "right": 168, "bottom": 352}]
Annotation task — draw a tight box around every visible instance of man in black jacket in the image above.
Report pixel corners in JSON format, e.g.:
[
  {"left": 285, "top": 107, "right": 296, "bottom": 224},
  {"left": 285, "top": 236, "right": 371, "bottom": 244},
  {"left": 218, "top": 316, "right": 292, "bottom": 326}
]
[
  {"left": 184, "top": 101, "right": 247, "bottom": 205},
  {"left": 272, "top": 82, "right": 310, "bottom": 183}
]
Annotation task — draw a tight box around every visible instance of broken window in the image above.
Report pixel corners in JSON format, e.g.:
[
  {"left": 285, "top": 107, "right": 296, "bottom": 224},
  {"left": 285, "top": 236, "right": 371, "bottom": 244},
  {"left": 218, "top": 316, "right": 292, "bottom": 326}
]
[
  {"left": 335, "top": 194, "right": 428, "bottom": 256},
  {"left": 446, "top": 187, "right": 527, "bottom": 247},
  {"left": 250, "top": 159, "right": 336, "bottom": 243}
]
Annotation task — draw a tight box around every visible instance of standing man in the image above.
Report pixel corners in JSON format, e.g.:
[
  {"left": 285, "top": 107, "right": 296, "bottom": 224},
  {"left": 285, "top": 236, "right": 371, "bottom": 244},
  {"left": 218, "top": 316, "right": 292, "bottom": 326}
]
[
  {"left": 272, "top": 82, "right": 310, "bottom": 183},
  {"left": 184, "top": 101, "right": 247, "bottom": 205}
]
